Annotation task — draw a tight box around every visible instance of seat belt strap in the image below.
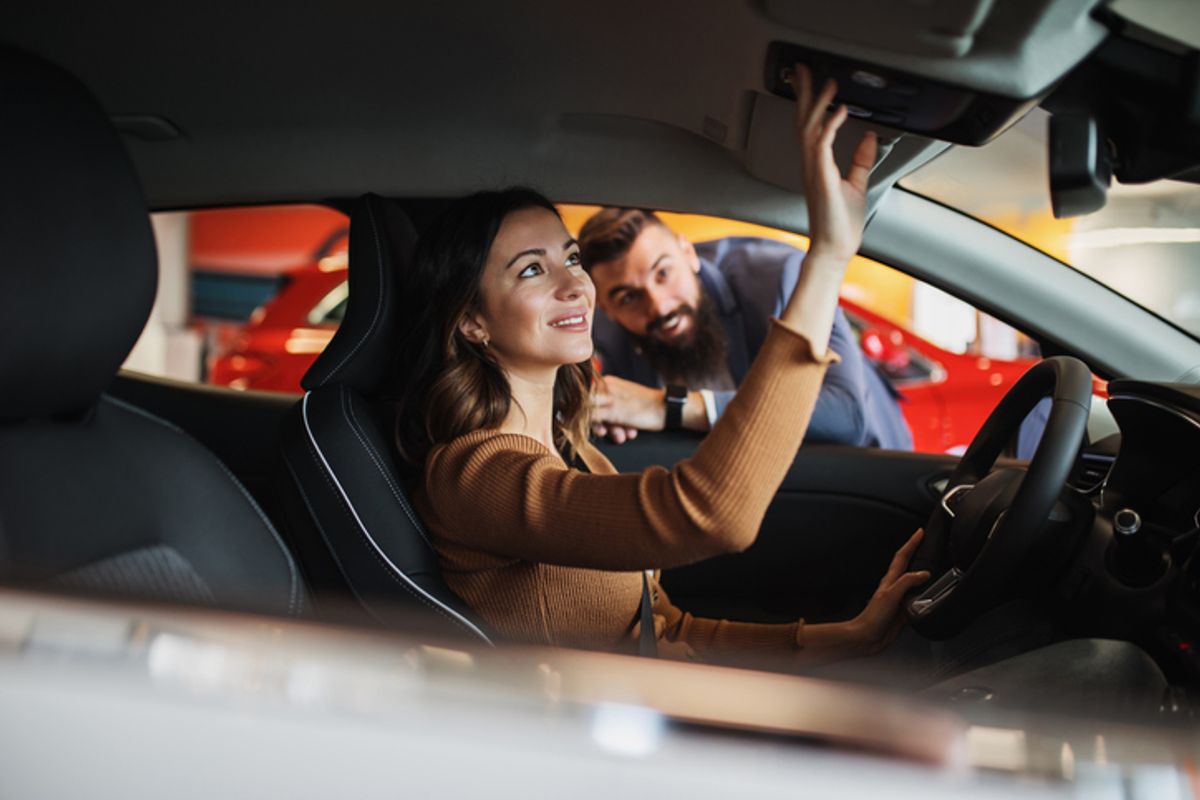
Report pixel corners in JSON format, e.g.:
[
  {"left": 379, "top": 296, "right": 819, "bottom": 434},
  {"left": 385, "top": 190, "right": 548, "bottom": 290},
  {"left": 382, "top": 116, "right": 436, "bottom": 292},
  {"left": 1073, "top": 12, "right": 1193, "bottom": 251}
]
[{"left": 639, "top": 570, "right": 657, "bottom": 658}]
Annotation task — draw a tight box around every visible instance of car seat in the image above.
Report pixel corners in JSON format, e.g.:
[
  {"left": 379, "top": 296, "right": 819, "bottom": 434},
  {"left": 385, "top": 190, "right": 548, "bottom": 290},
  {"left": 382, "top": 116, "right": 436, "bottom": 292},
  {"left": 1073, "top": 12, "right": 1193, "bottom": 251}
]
[
  {"left": 0, "top": 47, "right": 303, "bottom": 616},
  {"left": 277, "top": 193, "right": 492, "bottom": 644}
]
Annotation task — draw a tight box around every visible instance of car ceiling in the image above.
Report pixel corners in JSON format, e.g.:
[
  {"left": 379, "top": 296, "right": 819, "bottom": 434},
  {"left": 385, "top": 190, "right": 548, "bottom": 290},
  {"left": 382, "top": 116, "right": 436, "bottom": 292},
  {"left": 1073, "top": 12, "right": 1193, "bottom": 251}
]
[{"left": 4, "top": 0, "right": 1111, "bottom": 222}]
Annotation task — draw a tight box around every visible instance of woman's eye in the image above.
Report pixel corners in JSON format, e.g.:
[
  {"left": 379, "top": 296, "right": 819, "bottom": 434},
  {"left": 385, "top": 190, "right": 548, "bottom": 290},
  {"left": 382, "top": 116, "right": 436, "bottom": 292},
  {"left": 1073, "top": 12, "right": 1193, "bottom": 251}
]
[
  {"left": 518, "top": 263, "right": 543, "bottom": 279},
  {"left": 565, "top": 251, "right": 582, "bottom": 267}
]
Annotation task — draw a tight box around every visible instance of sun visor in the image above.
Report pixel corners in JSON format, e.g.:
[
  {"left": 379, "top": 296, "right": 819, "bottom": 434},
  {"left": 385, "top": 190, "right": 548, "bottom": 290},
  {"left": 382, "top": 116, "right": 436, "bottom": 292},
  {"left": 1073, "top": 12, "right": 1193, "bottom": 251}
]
[{"left": 743, "top": 91, "right": 948, "bottom": 211}]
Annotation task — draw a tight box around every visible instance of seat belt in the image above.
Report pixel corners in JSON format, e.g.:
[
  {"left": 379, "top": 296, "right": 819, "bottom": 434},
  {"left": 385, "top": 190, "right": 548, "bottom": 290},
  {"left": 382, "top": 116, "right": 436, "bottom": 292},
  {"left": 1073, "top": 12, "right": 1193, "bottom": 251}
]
[
  {"left": 570, "top": 446, "right": 656, "bottom": 658},
  {"left": 639, "top": 570, "right": 657, "bottom": 658}
]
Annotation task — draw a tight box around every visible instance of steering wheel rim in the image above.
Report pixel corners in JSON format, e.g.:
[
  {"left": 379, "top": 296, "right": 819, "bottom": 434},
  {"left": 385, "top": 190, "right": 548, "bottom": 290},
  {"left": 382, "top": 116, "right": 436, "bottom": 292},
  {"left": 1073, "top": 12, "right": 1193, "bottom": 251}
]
[{"left": 906, "top": 356, "right": 1094, "bottom": 639}]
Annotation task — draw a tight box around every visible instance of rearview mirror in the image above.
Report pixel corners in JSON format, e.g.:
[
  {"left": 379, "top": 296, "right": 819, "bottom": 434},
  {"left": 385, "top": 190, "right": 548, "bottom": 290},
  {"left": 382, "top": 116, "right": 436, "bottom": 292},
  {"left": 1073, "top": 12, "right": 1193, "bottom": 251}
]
[{"left": 1048, "top": 112, "right": 1112, "bottom": 218}]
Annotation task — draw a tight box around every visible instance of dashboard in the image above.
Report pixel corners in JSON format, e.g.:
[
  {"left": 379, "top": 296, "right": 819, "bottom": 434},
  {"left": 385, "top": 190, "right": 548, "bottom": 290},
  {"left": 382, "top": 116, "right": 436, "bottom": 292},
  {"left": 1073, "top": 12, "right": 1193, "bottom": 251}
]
[{"left": 1090, "top": 381, "right": 1200, "bottom": 682}]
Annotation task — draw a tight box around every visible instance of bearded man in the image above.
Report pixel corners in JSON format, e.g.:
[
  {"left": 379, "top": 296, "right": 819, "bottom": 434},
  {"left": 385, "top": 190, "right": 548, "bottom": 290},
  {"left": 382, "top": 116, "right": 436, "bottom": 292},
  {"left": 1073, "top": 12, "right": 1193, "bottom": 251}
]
[{"left": 580, "top": 207, "right": 912, "bottom": 450}]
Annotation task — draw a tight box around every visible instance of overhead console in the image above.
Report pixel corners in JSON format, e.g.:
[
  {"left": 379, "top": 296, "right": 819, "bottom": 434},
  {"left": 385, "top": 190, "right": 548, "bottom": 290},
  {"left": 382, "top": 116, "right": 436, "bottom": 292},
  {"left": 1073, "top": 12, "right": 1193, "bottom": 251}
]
[
  {"left": 745, "top": 0, "right": 1111, "bottom": 199},
  {"left": 762, "top": 41, "right": 1038, "bottom": 146}
]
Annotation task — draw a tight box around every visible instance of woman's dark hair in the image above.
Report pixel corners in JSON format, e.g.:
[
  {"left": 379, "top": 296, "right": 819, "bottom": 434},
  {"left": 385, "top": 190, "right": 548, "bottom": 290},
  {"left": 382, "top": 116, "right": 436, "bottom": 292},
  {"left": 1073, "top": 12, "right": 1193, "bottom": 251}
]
[{"left": 393, "top": 187, "right": 596, "bottom": 470}]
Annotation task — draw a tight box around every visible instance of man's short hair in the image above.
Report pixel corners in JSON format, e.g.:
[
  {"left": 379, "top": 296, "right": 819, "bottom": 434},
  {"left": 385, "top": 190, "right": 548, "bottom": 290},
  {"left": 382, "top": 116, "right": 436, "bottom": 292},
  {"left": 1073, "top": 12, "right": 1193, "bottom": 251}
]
[{"left": 578, "top": 207, "right": 667, "bottom": 271}]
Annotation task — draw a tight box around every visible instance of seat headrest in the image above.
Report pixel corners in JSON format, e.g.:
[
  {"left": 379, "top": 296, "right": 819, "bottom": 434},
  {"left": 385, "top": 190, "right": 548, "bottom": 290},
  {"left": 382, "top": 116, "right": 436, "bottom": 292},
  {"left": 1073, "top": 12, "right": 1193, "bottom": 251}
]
[
  {"left": 302, "top": 194, "right": 418, "bottom": 394},
  {"left": 0, "top": 47, "right": 157, "bottom": 422},
  {"left": 0, "top": 48, "right": 157, "bottom": 421}
]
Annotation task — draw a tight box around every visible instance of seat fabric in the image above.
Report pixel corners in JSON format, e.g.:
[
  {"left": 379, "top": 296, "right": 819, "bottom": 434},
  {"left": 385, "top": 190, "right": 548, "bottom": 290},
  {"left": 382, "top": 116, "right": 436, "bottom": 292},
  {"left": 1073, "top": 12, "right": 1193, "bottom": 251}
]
[{"left": 0, "top": 47, "right": 303, "bottom": 616}]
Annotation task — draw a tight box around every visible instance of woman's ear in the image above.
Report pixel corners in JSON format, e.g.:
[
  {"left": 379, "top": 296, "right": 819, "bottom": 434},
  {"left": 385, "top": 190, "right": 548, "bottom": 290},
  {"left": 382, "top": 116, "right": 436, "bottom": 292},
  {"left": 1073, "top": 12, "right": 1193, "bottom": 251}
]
[{"left": 458, "top": 312, "right": 490, "bottom": 347}]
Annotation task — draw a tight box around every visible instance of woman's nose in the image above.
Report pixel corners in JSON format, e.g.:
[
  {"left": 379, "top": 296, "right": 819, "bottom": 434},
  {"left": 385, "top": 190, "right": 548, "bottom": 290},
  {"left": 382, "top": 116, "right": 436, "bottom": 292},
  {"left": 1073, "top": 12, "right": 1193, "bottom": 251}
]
[{"left": 556, "top": 266, "right": 591, "bottom": 300}]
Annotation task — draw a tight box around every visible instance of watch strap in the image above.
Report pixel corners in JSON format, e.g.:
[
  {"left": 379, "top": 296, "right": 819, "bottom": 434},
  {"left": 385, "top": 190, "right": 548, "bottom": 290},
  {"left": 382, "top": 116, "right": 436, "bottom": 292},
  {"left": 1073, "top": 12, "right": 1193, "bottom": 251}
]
[{"left": 664, "top": 384, "right": 688, "bottom": 430}]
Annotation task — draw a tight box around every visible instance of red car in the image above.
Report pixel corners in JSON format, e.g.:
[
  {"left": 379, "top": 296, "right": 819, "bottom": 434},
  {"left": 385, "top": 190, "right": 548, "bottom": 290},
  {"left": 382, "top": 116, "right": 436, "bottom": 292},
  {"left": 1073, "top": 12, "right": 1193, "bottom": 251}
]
[
  {"left": 208, "top": 256, "right": 1044, "bottom": 453},
  {"left": 840, "top": 303, "right": 1038, "bottom": 453},
  {"left": 208, "top": 245, "right": 348, "bottom": 392}
]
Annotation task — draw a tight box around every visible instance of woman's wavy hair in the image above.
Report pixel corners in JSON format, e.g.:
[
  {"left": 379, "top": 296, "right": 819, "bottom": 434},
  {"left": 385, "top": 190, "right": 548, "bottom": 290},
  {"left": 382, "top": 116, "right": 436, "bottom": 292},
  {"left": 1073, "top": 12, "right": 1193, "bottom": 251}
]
[{"left": 393, "top": 188, "right": 596, "bottom": 471}]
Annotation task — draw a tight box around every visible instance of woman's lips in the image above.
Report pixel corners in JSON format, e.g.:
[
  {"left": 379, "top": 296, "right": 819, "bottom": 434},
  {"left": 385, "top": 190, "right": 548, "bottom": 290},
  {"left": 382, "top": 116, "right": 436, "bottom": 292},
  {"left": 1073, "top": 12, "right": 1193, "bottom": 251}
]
[{"left": 548, "top": 310, "right": 590, "bottom": 332}]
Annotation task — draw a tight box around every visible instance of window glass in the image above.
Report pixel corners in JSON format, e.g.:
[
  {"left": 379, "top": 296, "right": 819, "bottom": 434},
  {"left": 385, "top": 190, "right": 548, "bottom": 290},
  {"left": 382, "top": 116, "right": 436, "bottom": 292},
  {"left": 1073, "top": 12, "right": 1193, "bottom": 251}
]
[
  {"left": 129, "top": 205, "right": 348, "bottom": 393},
  {"left": 559, "top": 204, "right": 1040, "bottom": 455},
  {"left": 901, "top": 109, "right": 1200, "bottom": 340},
  {"left": 134, "top": 201, "right": 1038, "bottom": 454}
]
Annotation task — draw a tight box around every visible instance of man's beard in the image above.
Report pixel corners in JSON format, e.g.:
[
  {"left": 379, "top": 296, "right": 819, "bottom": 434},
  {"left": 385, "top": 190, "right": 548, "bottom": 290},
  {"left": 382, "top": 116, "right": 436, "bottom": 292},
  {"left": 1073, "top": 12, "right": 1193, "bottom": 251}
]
[{"left": 631, "top": 292, "right": 729, "bottom": 387}]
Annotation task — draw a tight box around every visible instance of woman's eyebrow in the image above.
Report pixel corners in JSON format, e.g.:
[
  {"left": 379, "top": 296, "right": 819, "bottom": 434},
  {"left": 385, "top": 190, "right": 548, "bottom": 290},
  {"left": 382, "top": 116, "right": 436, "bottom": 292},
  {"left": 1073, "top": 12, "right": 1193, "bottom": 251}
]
[
  {"left": 504, "top": 239, "right": 579, "bottom": 270},
  {"left": 505, "top": 248, "right": 546, "bottom": 270}
]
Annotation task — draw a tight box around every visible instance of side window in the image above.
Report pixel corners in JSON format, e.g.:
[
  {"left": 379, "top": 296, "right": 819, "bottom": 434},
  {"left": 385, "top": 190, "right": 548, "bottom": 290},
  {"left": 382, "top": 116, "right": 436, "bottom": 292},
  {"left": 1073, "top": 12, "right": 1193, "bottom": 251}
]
[
  {"left": 128, "top": 204, "right": 349, "bottom": 394},
  {"left": 560, "top": 204, "right": 1041, "bottom": 455}
]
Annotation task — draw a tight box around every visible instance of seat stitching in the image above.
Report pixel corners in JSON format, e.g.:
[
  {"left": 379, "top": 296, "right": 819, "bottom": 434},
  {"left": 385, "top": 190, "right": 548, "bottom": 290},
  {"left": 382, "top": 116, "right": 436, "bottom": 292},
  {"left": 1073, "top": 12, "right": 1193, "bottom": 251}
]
[
  {"left": 314, "top": 198, "right": 385, "bottom": 387},
  {"left": 300, "top": 393, "right": 492, "bottom": 644},
  {"left": 291, "top": 428, "right": 461, "bottom": 629},
  {"left": 102, "top": 395, "right": 303, "bottom": 617},
  {"left": 339, "top": 386, "right": 433, "bottom": 547}
]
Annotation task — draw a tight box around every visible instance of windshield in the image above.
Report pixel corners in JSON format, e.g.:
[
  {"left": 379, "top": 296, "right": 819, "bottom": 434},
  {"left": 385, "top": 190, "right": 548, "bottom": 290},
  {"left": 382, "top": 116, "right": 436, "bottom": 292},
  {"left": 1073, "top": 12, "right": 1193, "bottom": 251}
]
[{"left": 900, "top": 109, "right": 1200, "bottom": 340}]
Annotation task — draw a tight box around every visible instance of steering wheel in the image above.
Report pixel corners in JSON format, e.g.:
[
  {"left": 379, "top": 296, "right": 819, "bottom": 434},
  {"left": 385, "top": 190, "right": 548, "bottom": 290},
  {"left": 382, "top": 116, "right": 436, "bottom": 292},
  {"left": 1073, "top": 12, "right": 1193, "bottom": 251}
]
[{"left": 905, "top": 356, "right": 1094, "bottom": 639}]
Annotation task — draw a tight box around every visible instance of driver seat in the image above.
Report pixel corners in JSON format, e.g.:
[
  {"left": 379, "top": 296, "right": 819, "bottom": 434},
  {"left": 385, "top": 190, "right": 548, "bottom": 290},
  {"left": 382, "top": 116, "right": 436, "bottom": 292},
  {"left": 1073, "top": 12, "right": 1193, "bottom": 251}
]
[{"left": 277, "top": 194, "right": 492, "bottom": 644}]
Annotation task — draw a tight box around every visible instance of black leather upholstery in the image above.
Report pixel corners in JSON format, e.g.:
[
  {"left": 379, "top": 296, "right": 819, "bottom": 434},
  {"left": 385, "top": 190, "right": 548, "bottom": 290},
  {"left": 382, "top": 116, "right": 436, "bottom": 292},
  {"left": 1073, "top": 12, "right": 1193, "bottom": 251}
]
[
  {"left": 303, "top": 194, "right": 417, "bottom": 394},
  {"left": 279, "top": 194, "right": 492, "bottom": 643},
  {"left": 0, "top": 47, "right": 303, "bottom": 616},
  {"left": 0, "top": 48, "right": 156, "bottom": 421}
]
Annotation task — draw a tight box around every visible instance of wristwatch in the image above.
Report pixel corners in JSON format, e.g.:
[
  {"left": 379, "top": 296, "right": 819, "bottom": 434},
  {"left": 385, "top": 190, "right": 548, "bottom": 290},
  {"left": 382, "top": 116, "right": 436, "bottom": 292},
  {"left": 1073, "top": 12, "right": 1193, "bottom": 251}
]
[{"left": 664, "top": 384, "right": 688, "bottom": 430}]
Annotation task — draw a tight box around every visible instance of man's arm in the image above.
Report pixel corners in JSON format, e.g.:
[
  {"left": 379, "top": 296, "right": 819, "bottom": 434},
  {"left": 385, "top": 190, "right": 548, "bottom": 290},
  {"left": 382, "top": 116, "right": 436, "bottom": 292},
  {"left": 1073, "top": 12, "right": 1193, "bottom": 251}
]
[
  {"left": 710, "top": 308, "right": 869, "bottom": 445},
  {"left": 802, "top": 307, "right": 869, "bottom": 445}
]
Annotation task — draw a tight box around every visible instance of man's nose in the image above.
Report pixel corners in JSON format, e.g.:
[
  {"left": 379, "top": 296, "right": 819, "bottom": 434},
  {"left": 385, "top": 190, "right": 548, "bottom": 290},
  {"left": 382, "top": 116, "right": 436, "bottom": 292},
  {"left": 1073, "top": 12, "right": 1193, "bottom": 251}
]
[{"left": 646, "top": 284, "right": 673, "bottom": 319}]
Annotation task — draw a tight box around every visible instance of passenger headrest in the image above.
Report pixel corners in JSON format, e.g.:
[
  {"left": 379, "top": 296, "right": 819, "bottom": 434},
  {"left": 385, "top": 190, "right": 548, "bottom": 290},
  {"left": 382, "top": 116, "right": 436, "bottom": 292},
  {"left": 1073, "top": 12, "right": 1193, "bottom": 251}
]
[
  {"left": 0, "top": 48, "right": 157, "bottom": 421},
  {"left": 303, "top": 194, "right": 418, "bottom": 394}
]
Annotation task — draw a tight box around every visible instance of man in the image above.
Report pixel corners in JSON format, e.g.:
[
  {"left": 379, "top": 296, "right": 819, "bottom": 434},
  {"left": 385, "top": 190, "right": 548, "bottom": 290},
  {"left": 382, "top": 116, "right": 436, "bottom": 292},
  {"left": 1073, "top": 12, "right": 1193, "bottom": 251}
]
[{"left": 580, "top": 207, "right": 913, "bottom": 450}]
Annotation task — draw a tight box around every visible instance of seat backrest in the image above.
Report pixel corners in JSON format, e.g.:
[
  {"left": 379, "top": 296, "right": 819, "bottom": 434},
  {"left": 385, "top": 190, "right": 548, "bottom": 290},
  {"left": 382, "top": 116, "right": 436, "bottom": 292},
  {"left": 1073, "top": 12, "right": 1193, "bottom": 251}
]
[
  {"left": 0, "top": 47, "right": 303, "bottom": 617},
  {"left": 278, "top": 194, "right": 492, "bottom": 644}
]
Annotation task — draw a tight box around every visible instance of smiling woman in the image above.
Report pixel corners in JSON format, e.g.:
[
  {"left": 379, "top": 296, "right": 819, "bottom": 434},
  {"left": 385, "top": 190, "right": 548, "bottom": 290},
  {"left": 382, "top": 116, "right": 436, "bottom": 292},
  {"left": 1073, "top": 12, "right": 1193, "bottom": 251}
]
[
  {"left": 389, "top": 67, "right": 930, "bottom": 668},
  {"left": 392, "top": 189, "right": 597, "bottom": 468}
]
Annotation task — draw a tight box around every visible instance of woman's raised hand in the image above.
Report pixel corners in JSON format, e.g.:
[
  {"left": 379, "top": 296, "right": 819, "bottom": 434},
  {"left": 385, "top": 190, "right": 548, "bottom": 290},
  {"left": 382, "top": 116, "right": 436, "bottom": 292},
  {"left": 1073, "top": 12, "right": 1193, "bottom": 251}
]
[{"left": 792, "top": 63, "right": 877, "bottom": 263}]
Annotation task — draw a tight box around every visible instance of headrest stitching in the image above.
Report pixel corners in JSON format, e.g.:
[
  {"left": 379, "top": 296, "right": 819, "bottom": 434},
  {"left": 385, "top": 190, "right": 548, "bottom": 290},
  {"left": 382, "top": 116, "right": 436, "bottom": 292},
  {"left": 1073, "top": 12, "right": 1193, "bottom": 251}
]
[{"left": 316, "top": 197, "right": 386, "bottom": 386}]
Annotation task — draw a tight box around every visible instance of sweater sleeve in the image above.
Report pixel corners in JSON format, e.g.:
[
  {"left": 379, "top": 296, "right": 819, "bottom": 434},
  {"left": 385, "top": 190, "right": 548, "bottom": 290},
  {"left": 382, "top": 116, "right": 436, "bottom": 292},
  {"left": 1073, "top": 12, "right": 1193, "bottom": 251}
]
[
  {"left": 650, "top": 577, "right": 804, "bottom": 666},
  {"left": 423, "top": 319, "right": 837, "bottom": 571}
]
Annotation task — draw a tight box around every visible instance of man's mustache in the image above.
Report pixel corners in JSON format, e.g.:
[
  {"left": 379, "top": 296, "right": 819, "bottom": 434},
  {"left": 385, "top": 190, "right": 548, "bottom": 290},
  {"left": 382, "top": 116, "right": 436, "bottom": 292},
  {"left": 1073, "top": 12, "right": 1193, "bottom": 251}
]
[{"left": 646, "top": 304, "right": 697, "bottom": 335}]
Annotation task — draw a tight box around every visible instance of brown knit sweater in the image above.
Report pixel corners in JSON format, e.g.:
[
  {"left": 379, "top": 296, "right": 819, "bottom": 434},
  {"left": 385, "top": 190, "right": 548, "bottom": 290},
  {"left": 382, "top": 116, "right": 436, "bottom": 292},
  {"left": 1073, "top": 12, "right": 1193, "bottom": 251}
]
[{"left": 413, "top": 319, "right": 837, "bottom": 663}]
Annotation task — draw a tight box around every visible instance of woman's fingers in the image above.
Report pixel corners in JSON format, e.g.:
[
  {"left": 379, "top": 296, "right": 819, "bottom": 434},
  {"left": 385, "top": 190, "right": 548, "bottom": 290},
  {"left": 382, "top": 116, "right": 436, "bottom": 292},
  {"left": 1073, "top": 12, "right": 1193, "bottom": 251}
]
[
  {"left": 816, "top": 102, "right": 849, "bottom": 153},
  {"left": 893, "top": 570, "right": 931, "bottom": 594},
  {"left": 792, "top": 63, "right": 838, "bottom": 143},
  {"left": 793, "top": 63, "right": 812, "bottom": 129},
  {"left": 882, "top": 528, "right": 924, "bottom": 583},
  {"left": 846, "top": 130, "right": 878, "bottom": 196},
  {"left": 805, "top": 79, "right": 839, "bottom": 142}
]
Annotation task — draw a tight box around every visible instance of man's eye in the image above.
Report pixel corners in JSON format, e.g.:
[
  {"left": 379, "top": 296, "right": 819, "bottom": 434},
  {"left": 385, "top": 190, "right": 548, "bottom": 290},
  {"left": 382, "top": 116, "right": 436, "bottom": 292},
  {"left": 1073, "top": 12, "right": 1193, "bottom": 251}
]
[
  {"left": 617, "top": 292, "right": 637, "bottom": 307},
  {"left": 518, "top": 263, "right": 543, "bottom": 278}
]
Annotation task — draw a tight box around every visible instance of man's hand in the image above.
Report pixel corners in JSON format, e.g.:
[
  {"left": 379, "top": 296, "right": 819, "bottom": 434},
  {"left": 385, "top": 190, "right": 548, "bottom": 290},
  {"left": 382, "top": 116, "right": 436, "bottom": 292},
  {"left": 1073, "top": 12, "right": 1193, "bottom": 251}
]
[{"left": 591, "top": 375, "right": 666, "bottom": 443}]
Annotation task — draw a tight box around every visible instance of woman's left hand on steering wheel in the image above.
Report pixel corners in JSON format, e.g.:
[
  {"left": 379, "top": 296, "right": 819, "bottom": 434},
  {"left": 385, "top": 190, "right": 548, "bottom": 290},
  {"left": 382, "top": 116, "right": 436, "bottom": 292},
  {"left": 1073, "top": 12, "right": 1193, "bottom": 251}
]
[{"left": 848, "top": 529, "right": 930, "bottom": 655}]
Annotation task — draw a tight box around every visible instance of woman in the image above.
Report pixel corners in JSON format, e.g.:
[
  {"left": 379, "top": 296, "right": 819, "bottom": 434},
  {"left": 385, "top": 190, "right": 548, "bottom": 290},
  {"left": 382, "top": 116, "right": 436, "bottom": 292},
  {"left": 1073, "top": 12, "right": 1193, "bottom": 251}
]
[{"left": 394, "top": 66, "right": 929, "bottom": 669}]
